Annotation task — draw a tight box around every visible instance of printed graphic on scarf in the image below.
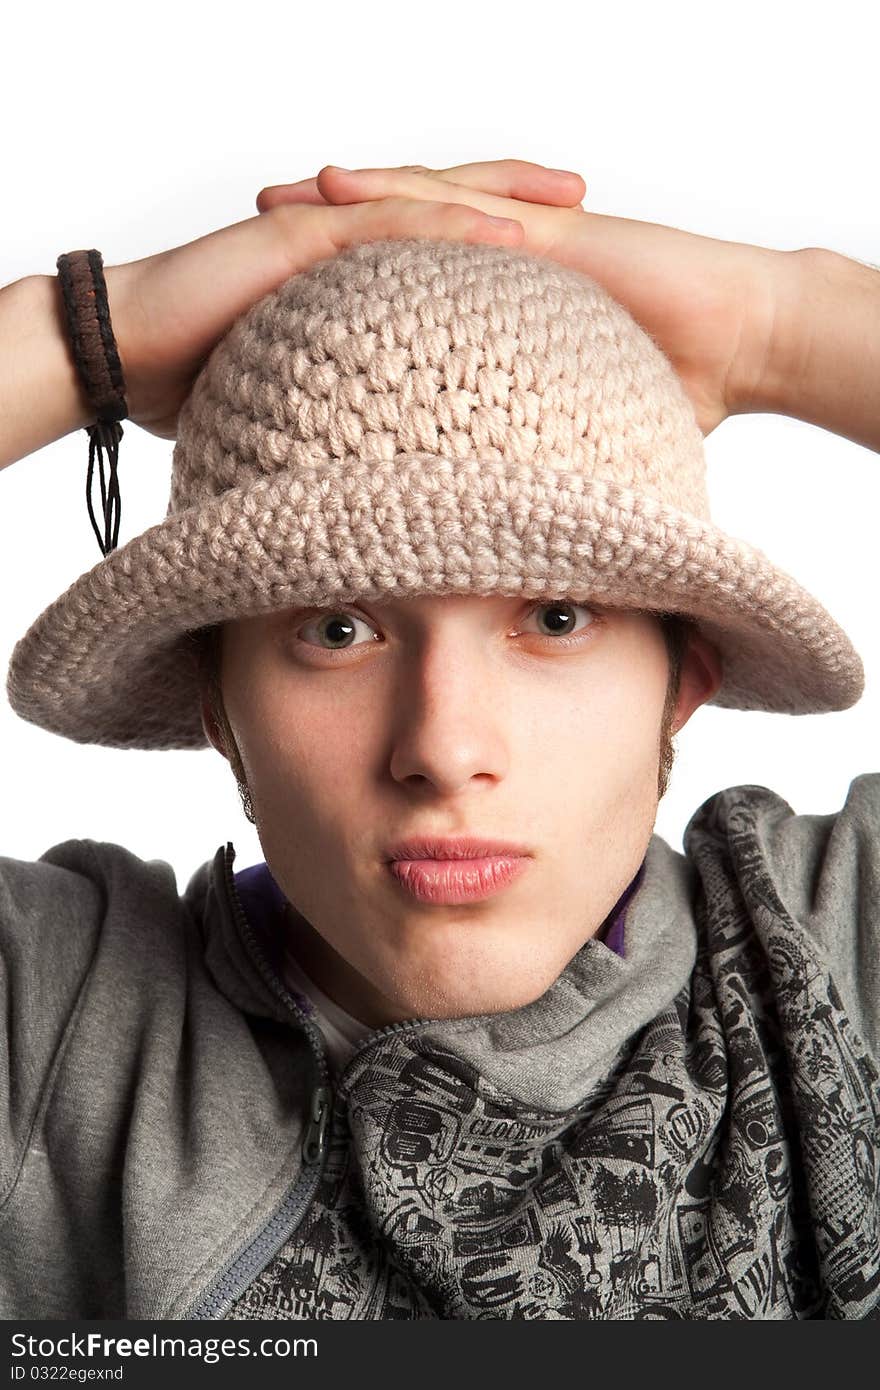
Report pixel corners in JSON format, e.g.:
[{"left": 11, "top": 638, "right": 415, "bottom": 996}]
[{"left": 225, "top": 794, "right": 880, "bottom": 1320}]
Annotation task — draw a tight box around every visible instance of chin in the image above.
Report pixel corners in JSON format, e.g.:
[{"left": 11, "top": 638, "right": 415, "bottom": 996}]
[{"left": 393, "top": 966, "right": 559, "bottom": 1025}]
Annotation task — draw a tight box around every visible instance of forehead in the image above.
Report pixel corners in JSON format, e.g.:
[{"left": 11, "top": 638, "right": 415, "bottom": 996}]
[{"left": 269, "top": 593, "right": 635, "bottom": 620}]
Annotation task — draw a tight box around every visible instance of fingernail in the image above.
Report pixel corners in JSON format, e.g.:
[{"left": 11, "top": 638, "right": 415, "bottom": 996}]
[
  {"left": 485, "top": 215, "right": 519, "bottom": 227},
  {"left": 326, "top": 164, "right": 351, "bottom": 172}
]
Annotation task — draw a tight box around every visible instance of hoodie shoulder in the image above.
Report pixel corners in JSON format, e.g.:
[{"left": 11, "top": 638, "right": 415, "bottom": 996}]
[
  {"left": 0, "top": 836, "right": 189, "bottom": 962},
  {"left": 0, "top": 839, "right": 207, "bottom": 1202},
  {"left": 0, "top": 840, "right": 111, "bottom": 1042},
  {"left": 683, "top": 773, "right": 880, "bottom": 1055}
]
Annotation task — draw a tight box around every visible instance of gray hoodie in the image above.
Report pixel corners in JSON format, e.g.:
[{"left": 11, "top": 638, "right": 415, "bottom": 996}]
[{"left": 1, "top": 776, "right": 878, "bottom": 1320}]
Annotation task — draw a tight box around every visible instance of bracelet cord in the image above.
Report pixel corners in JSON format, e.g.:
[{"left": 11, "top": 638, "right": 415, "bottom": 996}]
[{"left": 56, "top": 249, "right": 129, "bottom": 557}]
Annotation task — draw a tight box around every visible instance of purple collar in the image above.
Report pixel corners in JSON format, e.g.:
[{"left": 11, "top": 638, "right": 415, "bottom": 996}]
[{"left": 600, "top": 860, "right": 645, "bottom": 957}]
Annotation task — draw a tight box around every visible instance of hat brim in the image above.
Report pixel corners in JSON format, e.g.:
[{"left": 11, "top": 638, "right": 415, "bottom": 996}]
[{"left": 5, "top": 456, "right": 865, "bottom": 749}]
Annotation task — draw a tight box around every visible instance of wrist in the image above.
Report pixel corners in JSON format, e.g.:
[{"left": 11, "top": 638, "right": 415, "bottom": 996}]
[
  {"left": 729, "top": 247, "right": 820, "bottom": 420},
  {"left": 741, "top": 246, "right": 880, "bottom": 452},
  {"left": 31, "top": 273, "right": 98, "bottom": 427},
  {"left": 0, "top": 273, "right": 96, "bottom": 469}
]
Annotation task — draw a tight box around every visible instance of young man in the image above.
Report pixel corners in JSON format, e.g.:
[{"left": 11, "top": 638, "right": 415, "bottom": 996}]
[{"left": 1, "top": 163, "right": 878, "bottom": 1320}]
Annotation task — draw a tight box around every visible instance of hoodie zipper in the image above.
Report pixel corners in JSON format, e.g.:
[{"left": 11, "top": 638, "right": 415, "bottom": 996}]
[
  {"left": 183, "top": 843, "right": 454, "bottom": 1319},
  {"left": 183, "top": 845, "right": 335, "bottom": 1319}
]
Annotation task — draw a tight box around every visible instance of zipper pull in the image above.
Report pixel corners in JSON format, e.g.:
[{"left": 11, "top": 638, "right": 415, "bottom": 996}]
[{"left": 302, "top": 1083, "right": 332, "bottom": 1165}]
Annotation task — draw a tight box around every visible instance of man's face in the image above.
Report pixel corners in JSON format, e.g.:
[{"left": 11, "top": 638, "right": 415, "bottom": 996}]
[{"left": 202, "top": 595, "right": 721, "bottom": 1028}]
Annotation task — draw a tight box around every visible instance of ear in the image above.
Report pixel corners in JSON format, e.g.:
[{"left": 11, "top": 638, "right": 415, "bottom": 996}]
[
  {"left": 200, "top": 688, "right": 229, "bottom": 759},
  {"left": 671, "top": 631, "right": 724, "bottom": 735}
]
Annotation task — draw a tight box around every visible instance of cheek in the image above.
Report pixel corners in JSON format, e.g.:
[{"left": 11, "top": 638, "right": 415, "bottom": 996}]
[
  {"left": 562, "top": 675, "right": 664, "bottom": 764},
  {"left": 543, "top": 680, "right": 665, "bottom": 829},
  {"left": 236, "top": 683, "right": 372, "bottom": 813}
]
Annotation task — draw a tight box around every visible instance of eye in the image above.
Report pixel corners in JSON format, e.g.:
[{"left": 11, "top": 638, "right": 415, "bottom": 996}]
[
  {"left": 292, "top": 598, "right": 601, "bottom": 657},
  {"left": 519, "top": 599, "right": 598, "bottom": 643},
  {"left": 297, "top": 609, "right": 380, "bottom": 651}
]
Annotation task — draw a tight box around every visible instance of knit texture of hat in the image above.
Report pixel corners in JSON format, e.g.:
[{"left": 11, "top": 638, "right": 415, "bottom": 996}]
[{"left": 5, "top": 236, "right": 865, "bottom": 748}]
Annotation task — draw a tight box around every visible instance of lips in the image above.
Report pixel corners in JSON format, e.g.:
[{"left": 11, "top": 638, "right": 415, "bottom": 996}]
[
  {"left": 388, "top": 856, "right": 529, "bottom": 904},
  {"left": 385, "top": 837, "right": 531, "bottom": 862}
]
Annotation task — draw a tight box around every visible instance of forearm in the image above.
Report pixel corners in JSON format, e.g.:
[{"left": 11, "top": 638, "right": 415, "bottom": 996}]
[
  {"left": 755, "top": 247, "right": 880, "bottom": 453},
  {"left": 0, "top": 274, "right": 94, "bottom": 472}
]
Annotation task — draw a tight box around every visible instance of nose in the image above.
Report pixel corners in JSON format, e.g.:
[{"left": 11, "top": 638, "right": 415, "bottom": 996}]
[{"left": 387, "top": 638, "right": 509, "bottom": 795}]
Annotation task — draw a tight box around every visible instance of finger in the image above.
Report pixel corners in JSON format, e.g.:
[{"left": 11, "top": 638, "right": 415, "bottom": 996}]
[
  {"left": 257, "top": 158, "right": 586, "bottom": 214},
  {"left": 306, "top": 168, "right": 535, "bottom": 226},
  {"left": 325, "top": 195, "right": 523, "bottom": 250},
  {"left": 421, "top": 159, "right": 585, "bottom": 205},
  {"left": 268, "top": 195, "right": 523, "bottom": 274},
  {"left": 256, "top": 178, "right": 324, "bottom": 212},
  {"left": 259, "top": 181, "right": 584, "bottom": 216}
]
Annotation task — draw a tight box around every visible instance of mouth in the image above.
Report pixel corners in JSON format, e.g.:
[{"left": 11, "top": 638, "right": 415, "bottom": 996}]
[
  {"left": 384, "top": 836, "right": 531, "bottom": 862},
  {"left": 385, "top": 853, "right": 530, "bottom": 905}
]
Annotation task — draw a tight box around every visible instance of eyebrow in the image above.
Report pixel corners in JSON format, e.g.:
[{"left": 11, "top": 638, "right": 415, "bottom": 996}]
[{"left": 271, "top": 596, "right": 625, "bottom": 633}]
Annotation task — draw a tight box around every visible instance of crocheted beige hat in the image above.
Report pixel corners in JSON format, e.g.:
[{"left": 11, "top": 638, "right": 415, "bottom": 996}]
[{"left": 6, "top": 236, "right": 865, "bottom": 749}]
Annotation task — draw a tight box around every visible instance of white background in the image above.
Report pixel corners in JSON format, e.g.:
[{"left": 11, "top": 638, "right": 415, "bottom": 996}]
[{"left": 1, "top": 0, "right": 877, "bottom": 890}]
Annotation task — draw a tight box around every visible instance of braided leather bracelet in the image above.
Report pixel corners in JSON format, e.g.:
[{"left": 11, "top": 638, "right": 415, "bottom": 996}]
[{"left": 56, "top": 250, "right": 129, "bottom": 557}]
